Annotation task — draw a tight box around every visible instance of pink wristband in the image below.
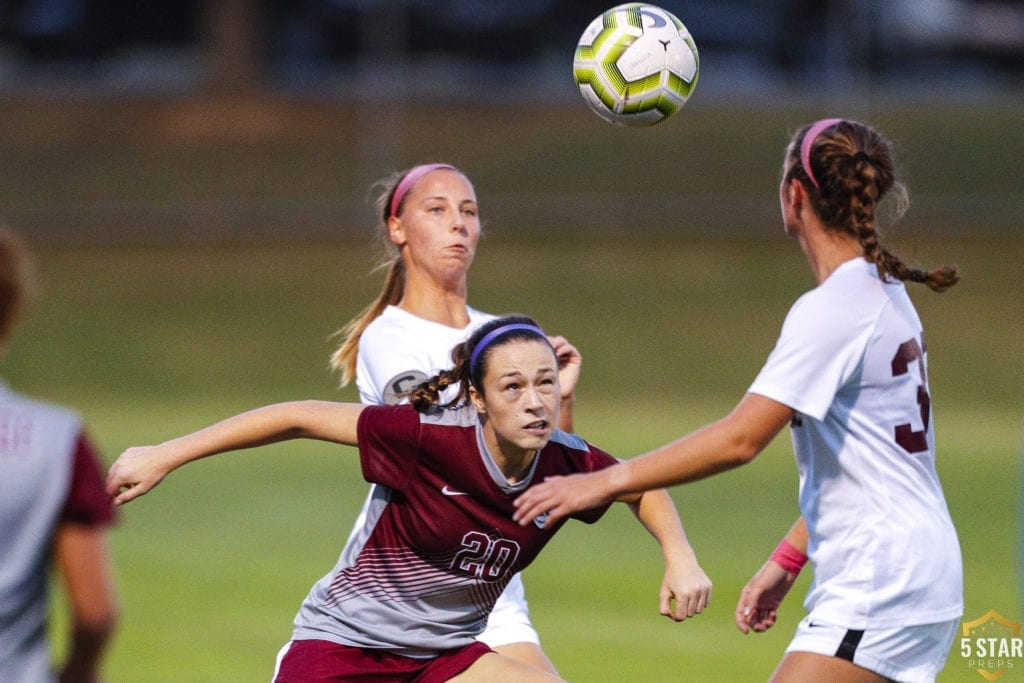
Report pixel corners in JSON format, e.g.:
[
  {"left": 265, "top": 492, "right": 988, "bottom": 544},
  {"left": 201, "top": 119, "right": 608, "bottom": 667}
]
[{"left": 770, "top": 539, "right": 808, "bottom": 575}]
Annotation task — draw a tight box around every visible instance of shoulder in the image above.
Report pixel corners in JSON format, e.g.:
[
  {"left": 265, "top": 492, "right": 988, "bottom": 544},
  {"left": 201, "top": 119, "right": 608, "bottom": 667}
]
[
  {"left": 467, "top": 307, "right": 496, "bottom": 326},
  {"left": 361, "top": 402, "right": 477, "bottom": 432},
  {"left": 544, "top": 430, "right": 618, "bottom": 471},
  {"left": 0, "top": 383, "right": 81, "bottom": 428},
  {"left": 784, "top": 260, "right": 888, "bottom": 338},
  {"left": 361, "top": 306, "right": 420, "bottom": 346}
]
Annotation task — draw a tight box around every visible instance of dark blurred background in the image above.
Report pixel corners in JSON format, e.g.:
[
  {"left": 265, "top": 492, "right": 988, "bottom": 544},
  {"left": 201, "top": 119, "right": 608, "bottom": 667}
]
[
  {"left": 2, "top": 0, "right": 1023, "bottom": 95},
  {"left": 0, "top": 0, "right": 1022, "bottom": 246}
]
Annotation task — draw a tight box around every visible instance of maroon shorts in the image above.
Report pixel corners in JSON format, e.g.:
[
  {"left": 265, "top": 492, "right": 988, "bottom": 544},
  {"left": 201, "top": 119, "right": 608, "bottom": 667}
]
[{"left": 273, "top": 638, "right": 494, "bottom": 682}]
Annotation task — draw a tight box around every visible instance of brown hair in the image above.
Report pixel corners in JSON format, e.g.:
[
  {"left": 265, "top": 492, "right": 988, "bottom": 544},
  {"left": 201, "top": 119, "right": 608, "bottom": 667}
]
[
  {"left": 330, "top": 165, "right": 467, "bottom": 386},
  {"left": 0, "top": 227, "right": 36, "bottom": 345},
  {"left": 408, "top": 315, "right": 548, "bottom": 413},
  {"left": 787, "top": 120, "right": 959, "bottom": 293}
]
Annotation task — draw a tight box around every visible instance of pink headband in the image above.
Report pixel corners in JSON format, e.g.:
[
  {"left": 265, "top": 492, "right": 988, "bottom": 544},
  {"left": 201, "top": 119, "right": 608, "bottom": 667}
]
[
  {"left": 799, "top": 118, "right": 843, "bottom": 189},
  {"left": 389, "top": 163, "right": 456, "bottom": 219}
]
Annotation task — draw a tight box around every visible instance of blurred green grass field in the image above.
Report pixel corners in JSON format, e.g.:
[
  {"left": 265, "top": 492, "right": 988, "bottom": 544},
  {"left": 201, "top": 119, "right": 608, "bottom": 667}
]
[
  {"left": 6, "top": 234, "right": 1019, "bottom": 682},
  {"left": 2, "top": 98, "right": 1021, "bottom": 681}
]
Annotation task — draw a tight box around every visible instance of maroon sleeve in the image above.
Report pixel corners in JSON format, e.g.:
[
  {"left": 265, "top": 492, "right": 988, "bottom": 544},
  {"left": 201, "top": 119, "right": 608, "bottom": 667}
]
[
  {"left": 356, "top": 405, "right": 423, "bottom": 491},
  {"left": 573, "top": 443, "right": 621, "bottom": 525},
  {"left": 60, "top": 430, "right": 117, "bottom": 526}
]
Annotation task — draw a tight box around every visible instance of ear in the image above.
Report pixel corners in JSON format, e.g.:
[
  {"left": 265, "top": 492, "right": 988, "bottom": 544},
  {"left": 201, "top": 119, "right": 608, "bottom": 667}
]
[
  {"left": 785, "top": 177, "right": 804, "bottom": 210},
  {"left": 387, "top": 216, "right": 406, "bottom": 247},
  {"left": 469, "top": 385, "right": 486, "bottom": 414}
]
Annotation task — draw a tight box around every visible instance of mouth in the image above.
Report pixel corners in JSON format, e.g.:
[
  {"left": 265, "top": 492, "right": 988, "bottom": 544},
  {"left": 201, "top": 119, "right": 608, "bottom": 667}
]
[{"left": 523, "top": 419, "right": 549, "bottom": 435}]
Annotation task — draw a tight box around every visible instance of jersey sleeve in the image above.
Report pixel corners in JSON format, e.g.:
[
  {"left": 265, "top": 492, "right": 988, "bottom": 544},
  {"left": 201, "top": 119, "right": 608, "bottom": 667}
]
[
  {"left": 572, "top": 443, "right": 621, "bottom": 525},
  {"left": 748, "top": 290, "right": 874, "bottom": 421},
  {"left": 356, "top": 405, "right": 423, "bottom": 490},
  {"left": 60, "top": 430, "right": 116, "bottom": 526}
]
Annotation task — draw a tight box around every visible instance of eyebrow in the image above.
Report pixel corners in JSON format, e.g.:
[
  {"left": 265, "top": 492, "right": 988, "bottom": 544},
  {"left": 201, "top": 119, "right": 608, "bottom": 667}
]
[
  {"left": 496, "top": 366, "right": 556, "bottom": 380},
  {"left": 416, "top": 196, "right": 477, "bottom": 207}
]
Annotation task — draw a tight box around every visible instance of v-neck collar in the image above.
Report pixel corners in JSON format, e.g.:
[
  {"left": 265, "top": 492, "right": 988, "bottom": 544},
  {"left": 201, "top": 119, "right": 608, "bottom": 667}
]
[{"left": 474, "top": 421, "right": 540, "bottom": 495}]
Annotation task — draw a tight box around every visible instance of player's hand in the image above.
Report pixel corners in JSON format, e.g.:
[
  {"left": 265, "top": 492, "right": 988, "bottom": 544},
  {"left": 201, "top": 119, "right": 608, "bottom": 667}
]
[
  {"left": 106, "top": 446, "right": 174, "bottom": 505},
  {"left": 547, "top": 335, "right": 581, "bottom": 399},
  {"left": 512, "top": 469, "right": 613, "bottom": 527},
  {"left": 660, "top": 551, "right": 712, "bottom": 622},
  {"left": 734, "top": 560, "right": 798, "bottom": 634}
]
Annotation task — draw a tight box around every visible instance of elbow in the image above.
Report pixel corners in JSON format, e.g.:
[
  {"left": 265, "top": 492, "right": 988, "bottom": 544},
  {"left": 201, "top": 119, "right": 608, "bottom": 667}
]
[
  {"left": 720, "top": 438, "right": 761, "bottom": 469},
  {"left": 76, "top": 603, "right": 119, "bottom": 641},
  {"left": 734, "top": 442, "right": 761, "bottom": 466}
]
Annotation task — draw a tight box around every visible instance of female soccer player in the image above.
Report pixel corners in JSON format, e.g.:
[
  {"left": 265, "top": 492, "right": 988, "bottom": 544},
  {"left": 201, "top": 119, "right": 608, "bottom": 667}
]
[
  {"left": 0, "top": 227, "right": 119, "bottom": 682},
  {"left": 329, "top": 162, "right": 703, "bottom": 672},
  {"left": 514, "top": 119, "right": 963, "bottom": 683},
  {"left": 107, "top": 315, "right": 712, "bottom": 682}
]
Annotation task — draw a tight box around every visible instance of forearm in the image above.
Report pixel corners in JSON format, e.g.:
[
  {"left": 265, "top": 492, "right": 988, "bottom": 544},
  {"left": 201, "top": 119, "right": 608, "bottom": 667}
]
[
  {"left": 55, "top": 525, "right": 118, "bottom": 682},
  {"left": 780, "top": 517, "right": 809, "bottom": 554},
  {"left": 606, "top": 393, "right": 793, "bottom": 497},
  {"left": 557, "top": 393, "right": 575, "bottom": 433},
  {"left": 157, "top": 401, "right": 361, "bottom": 470},
  {"left": 607, "top": 420, "right": 753, "bottom": 499},
  {"left": 108, "top": 401, "right": 364, "bottom": 504},
  {"left": 627, "top": 488, "right": 695, "bottom": 561}
]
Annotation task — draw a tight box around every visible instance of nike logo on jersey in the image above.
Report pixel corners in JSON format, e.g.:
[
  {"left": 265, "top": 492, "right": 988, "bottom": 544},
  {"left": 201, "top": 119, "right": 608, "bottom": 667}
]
[
  {"left": 534, "top": 512, "right": 550, "bottom": 529},
  {"left": 441, "top": 486, "right": 468, "bottom": 497}
]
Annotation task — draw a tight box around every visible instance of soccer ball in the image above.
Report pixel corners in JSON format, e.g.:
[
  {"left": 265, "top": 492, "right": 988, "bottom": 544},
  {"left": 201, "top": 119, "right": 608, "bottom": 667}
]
[{"left": 573, "top": 3, "right": 699, "bottom": 127}]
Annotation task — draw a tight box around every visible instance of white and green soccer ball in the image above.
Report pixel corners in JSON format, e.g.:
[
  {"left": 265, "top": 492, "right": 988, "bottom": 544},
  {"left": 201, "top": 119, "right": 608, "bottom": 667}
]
[{"left": 573, "top": 3, "right": 699, "bottom": 127}]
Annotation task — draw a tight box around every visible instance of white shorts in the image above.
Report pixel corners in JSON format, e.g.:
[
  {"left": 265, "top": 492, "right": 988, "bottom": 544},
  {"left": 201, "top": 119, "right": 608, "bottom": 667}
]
[
  {"left": 786, "top": 615, "right": 959, "bottom": 683},
  {"left": 477, "top": 573, "right": 541, "bottom": 648}
]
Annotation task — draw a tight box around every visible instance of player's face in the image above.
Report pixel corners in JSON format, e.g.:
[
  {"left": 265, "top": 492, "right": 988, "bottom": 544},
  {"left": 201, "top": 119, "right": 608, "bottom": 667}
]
[
  {"left": 389, "top": 169, "right": 480, "bottom": 287},
  {"left": 471, "top": 339, "right": 560, "bottom": 477}
]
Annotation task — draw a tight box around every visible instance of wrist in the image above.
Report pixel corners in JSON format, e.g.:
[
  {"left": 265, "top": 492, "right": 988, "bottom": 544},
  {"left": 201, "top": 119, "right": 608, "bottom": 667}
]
[
  {"left": 770, "top": 538, "right": 808, "bottom": 575},
  {"left": 604, "top": 462, "right": 633, "bottom": 501}
]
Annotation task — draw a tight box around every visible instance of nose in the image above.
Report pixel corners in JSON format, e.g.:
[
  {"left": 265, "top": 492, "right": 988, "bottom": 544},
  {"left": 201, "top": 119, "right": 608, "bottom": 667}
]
[{"left": 524, "top": 386, "right": 544, "bottom": 412}]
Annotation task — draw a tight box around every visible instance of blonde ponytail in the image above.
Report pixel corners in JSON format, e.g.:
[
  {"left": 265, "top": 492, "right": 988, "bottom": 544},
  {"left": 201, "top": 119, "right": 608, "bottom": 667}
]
[{"left": 330, "top": 256, "right": 406, "bottom": 386}]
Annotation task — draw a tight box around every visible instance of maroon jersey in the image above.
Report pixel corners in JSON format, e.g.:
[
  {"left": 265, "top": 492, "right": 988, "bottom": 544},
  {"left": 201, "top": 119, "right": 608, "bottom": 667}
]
[{"left": 290, "top": 403, "right": 617, "bottom": 656}]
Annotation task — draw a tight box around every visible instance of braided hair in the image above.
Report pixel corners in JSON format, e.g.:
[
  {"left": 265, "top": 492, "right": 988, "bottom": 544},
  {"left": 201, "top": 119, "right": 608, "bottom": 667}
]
[
  {"left": 788, "top": 120, "right": 959, "bottom": 293},
  {"left": 409, "top": 315, "right": 549, "bottom": 413}
]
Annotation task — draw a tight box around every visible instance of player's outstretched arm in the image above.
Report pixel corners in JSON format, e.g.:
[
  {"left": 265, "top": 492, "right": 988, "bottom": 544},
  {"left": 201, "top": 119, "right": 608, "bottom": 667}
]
[
  {"left": 623, "top": 488, "right": 712, "bottom": 622},
  {"left": 735, "top": 517, "right": 808, "bottom": 634},
  {"left": 106, "top": 401, "right": 365, "bottom": 505},
  {"left": 514, "top": 394, "right": 794, "bottom": 528}
]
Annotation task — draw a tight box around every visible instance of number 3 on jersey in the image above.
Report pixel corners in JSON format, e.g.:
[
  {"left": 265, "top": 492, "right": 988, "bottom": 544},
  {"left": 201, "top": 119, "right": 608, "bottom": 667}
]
[{"left": 891, "top": 336, "right": 930, "bottom": 453}]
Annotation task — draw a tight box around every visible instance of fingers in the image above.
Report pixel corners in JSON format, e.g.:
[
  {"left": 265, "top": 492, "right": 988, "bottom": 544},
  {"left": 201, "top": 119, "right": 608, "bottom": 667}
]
[
  {"left": 512, "top": 479, "right": 569, "bottom": 527},
  {"left": 734, "top": 602, "right": 777, "bottom": 634},
  {"left": 104, "top": 448, "right": 162, "bottom": 506},
  {"left": 661, "top": 581, "right": 712, "bottom": 622},
  {"left": 105, "top": 466, "right": 144, "bottom": 506},
  {"left": 735, "top": 603, "right": 752, "bottom": 633},
  {"left": 547, "top": 335, "right": 582, "bottom": 373}
]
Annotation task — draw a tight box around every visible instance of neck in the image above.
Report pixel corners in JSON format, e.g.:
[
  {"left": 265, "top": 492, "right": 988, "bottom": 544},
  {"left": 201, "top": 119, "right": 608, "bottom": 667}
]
[
  {"left": 798, "top": 222, "right": 863, "bottom": 285},
  {"left": 482, "top": 423, "right": 535, "bottom": 484},
  {"left": 399, "top": 270, "right": 470, "bottom": 329}
]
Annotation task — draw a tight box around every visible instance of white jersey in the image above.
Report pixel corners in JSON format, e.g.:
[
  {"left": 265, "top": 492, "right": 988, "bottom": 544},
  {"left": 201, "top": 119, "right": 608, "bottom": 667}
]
[
  {"left": 351, "top": 305, "right": 543, "bottom": 647},
  {"left": 749, "top": 258, "right": 962, "bottom": 629},
  {"left": 0, "top": 382, "right": 115, "bottom": 682},
  {"left": 356, "top": 305, "right": 494, "bottom": 406}
]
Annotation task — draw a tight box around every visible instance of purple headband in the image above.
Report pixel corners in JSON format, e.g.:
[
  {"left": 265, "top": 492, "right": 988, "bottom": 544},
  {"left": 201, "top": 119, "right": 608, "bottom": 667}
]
[
  {"left": 469, "top": 324, "right": 546, "bottom": 376},
  {"left": 799, "top": 118, "right": 843, "bottom": 189},
  {"left": 389, "top": 163, "right": 457, "bottom": 219}
]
